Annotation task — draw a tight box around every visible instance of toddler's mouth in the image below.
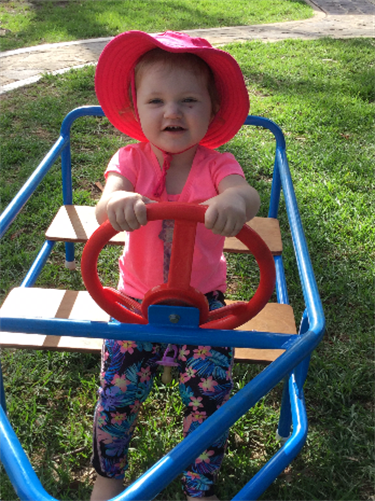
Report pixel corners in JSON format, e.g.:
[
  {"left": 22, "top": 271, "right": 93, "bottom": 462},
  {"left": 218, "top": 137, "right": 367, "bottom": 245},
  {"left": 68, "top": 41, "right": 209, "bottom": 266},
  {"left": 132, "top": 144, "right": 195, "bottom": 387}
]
[{"left": 164, "top": 126, "right": 185, "bottom": 132}]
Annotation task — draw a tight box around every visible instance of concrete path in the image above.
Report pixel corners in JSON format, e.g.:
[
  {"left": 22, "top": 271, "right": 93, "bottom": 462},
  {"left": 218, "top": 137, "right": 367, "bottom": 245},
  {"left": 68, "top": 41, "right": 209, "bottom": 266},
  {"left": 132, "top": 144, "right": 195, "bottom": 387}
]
[{"left": 0, "top": 0, "right": 374, "bottom": 94}]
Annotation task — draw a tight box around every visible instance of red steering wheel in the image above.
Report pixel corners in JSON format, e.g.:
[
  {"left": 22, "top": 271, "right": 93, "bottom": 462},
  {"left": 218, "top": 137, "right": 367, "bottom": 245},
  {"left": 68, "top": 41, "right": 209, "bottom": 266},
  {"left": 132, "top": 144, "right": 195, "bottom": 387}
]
[{"left": 81, "top": 203, "right": 276, "bottom": 330}]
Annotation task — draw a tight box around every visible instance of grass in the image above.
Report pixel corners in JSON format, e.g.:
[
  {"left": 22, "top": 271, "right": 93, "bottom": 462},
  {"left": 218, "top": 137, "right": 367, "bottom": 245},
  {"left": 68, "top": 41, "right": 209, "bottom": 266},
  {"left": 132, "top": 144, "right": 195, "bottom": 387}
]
[
  {"left": 0, "top": 37, "right": 374, "bottom": 500},
  {"left": 0, "top": 0, "right": 313, "bottom": 51}
]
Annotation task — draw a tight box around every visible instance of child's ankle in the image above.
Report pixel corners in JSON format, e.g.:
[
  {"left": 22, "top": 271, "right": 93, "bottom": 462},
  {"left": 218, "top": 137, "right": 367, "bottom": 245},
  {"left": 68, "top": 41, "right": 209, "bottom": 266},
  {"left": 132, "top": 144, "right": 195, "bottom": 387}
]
[{"left": 91, "top": 475, "right": 124, "bottom": 501}]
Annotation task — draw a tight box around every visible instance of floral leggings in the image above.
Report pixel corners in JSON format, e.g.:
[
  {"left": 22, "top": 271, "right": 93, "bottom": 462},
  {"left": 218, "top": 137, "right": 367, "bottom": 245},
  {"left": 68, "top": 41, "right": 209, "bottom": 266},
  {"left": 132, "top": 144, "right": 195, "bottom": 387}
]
[{"left": 92, "top": 292, "right": 233, "bottom": 498}]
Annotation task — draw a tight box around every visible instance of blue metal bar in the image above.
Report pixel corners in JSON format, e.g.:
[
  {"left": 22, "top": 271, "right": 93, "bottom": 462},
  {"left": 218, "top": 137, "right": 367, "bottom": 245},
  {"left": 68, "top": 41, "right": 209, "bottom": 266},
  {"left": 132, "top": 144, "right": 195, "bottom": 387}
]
[
  {"left": 0, "top": 107, "right": 104, "bottom": 240},
  {"left": 277, "top": 378, "right": 292, "bottom": 440},
  {"left": 264, "top": 116, "right": 284, "bottom": 219},
  {"left": 0, "top": 406, "right": 57, "bottom": 501},
  {"left": 244, "top": 116, "right": 286, "bottom": 150},
  {"left": 232, "top": 373, "right": 308, "bottom": 500},
  {"left": 276, "top": 147, "right": 325, "bottom": 335},
  {"left": 0, "top": 136, "right": 68, "bottom": 238},
  {"left": 298, "top": 309, "right": 310, "bottom": 336},
  {"left": 294, "top": 309, "right": 311, "bottom": 393},
  {"left": 20, "top": 241, "right": 56, "bottom": 288},
  {"left": 0, "top": 315, "right": 296, "bottom": 351},
  {"left": 274, "top": 253, "right": 291, "bottom": 444},
  {"left": 295, "top": 355, "right": 311, "bottom": 399},
  {"left": 275, "top": 296, "right": 308, "bottom": 440},
  {"left": 61, "top": 141, "right": 72, "bottom": 205},
  {"left": 61, "top": 143, "right": 75, "bottom": 265},
  {"left": 277, "top": 312, "right": 311, "bottom": 440},
  {"left": 58, "top": 107, "right": 105, "bottom": 264},
  {"left": 243, "top": 117, "right": 289, "bottom": 308},
  {"left": 274, "top": 253, "right": 291, "bottom": 443},
  {"left": 64, "top": 242, "right": 75, "bottom": 264},
  {"left": 60, "top": 141, "right": 75, "bottom": 263},
  {"left": 0, "top": 359, "right": 6, "bottom": 413},
  {"left": 239, "top": 121, "right": 324, "bottom": 337},
  {"left": 268, "top": 158, "right": 281, "bottom": 219},
  {"left": 59, "top": 106, "right": 105, "bottom": 138},
  {"left": 274, "top": 255, "right": 289, "bottom": 305},
  {"left": 244, "top": 116, "right": 284, "bottom": 221}
]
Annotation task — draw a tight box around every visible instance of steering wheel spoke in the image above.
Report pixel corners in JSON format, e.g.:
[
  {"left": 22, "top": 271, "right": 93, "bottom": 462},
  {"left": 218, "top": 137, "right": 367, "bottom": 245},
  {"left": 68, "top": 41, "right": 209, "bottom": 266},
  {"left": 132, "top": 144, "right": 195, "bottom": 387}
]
[
  {"left": 167, "top": 219, "right": 197, "bottom": 289},
  {"left": 98, "top": 287, "right": 147, "bottom": 324},
  {"left": 206, "top": 302, "right": 247, "bottom": 322}
]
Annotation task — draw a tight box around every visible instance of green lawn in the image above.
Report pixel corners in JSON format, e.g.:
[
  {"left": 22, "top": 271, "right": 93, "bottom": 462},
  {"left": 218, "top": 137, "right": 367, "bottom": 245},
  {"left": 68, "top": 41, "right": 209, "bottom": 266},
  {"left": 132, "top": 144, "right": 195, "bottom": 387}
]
[
  {"left": 0, "top": 38, "right": 374, "bottom": 500},
  {"left": 0, "top": 0, "right": 313, "bottom": 51}
]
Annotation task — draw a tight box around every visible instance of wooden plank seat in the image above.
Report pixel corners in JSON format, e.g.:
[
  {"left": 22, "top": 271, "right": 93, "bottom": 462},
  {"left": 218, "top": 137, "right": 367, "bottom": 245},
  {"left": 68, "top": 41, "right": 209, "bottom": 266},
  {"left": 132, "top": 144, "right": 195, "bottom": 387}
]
[
  {"left": 0, "top": 288, "right": 296, "bottom": 364},
  {"left": 45, "top": 205, "right": 283, "bottom": 255}
]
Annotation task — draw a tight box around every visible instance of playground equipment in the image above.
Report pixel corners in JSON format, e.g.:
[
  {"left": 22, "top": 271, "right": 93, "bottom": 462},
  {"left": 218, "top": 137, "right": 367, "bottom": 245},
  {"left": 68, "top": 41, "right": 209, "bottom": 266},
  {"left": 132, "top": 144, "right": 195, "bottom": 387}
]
[{"left": 0, "top": 106, "right": 325, "bottom": 501}]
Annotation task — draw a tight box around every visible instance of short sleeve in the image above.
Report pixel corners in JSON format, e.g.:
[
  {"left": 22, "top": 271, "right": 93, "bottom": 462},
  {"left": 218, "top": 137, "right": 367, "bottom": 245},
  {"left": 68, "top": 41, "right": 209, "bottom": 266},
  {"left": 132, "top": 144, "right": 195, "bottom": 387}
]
[
  {"left": 104, "top": 144, "right": 139, "bottom": 187},
  {"left": 210, "top": 151, "right": 245, "bottom": 190}
]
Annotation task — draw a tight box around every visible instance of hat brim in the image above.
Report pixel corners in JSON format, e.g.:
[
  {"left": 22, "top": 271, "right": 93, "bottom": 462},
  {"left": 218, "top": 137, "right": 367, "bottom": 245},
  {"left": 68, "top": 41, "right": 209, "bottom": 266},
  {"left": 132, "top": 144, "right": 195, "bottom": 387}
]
[{"left": 95, "top": 31, "right": 249, "bottom": 149}]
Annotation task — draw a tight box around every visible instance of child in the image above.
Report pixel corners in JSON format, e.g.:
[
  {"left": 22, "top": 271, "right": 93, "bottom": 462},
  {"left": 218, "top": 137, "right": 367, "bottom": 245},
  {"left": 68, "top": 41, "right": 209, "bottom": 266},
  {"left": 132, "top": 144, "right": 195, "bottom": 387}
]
[{"left": 91, "top": 30, "right": 260, "bottom": 501}]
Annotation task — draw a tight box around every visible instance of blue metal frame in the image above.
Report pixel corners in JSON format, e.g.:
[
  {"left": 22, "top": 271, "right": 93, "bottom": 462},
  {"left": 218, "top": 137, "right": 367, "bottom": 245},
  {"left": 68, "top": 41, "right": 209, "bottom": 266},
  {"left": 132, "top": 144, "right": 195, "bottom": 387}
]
[{"left": 0, "top": 107, "right": 325, "bottom": 501}]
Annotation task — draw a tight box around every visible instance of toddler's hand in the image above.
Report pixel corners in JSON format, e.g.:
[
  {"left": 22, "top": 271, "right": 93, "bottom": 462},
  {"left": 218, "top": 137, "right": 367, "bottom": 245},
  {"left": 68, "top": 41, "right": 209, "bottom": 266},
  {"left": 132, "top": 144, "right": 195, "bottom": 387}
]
[
  {"left": 202, "top": 192, "right": 247, "bottom": 237},
  {"left": 106, "top": 191, "right": 155, "bottom": 232}
]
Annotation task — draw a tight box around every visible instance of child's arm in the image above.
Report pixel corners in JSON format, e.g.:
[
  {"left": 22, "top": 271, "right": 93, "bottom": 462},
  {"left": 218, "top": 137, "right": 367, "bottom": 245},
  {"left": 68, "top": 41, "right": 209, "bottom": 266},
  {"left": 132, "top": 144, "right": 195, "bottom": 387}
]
[
  {"left": 95, "top": 172, "right": 154, "bottom": 232},
  {"left": 203, "top": 175, "right": 260, "bottom": 237}
]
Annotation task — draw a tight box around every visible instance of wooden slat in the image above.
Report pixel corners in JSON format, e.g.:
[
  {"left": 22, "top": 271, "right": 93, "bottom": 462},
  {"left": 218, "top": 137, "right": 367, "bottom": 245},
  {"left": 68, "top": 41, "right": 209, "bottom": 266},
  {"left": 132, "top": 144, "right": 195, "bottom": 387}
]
[
  {"left": 225, "top": 217, "right": 282, "bottom": 255},
  {"left": 0, "top": 289, "right": 295, "bottom": 363},
  {"left": 0, "top": 288, "right": 108, "bottom": 352},
  {"left": 45, "top": 205, "right": 283, "bottom": 255},
  {"left": 46, "top": 205, "right": 126, "bottom": 245},
  {"left": 226, "top": 301, "right": 297, "bottom": 364}
]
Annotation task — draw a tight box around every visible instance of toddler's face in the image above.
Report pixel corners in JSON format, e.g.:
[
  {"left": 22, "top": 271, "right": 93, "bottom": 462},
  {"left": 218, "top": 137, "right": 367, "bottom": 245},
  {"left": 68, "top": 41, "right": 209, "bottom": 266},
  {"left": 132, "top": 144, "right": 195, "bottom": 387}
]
[{"left": 136, "top": 63, "right": 213, "bottom": 154}]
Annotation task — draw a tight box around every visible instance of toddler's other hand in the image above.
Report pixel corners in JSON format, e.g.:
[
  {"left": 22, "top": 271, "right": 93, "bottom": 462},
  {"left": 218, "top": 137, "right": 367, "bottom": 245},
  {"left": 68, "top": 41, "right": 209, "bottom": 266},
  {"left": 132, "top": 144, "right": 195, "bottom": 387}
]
[
  {"left": 201, "top": 175, "right": 260, "bottom": 237},
  {"left": 202, "top": 191, "right": 247, "bottom": 237},
  {"left": 106, "top": 191, "right": 155, "bottom": 232}
]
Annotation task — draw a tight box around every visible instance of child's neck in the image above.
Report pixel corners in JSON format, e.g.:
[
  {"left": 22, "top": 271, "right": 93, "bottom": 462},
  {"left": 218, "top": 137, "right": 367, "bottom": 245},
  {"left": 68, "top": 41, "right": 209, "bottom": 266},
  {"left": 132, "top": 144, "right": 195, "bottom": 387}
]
[
  {"left": 150, "top": 143, "right": 198, "bottom": 195},
  {"left": 150, "top": 143, "right": 198, "bottom": 168}
]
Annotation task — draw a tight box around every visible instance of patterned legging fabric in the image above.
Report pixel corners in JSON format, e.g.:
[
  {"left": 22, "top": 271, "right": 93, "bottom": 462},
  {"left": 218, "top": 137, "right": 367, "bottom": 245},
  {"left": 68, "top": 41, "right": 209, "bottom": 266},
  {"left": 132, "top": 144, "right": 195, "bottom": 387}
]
[{"left": 92, "top": 292, "right": 233, "bottom": 497}]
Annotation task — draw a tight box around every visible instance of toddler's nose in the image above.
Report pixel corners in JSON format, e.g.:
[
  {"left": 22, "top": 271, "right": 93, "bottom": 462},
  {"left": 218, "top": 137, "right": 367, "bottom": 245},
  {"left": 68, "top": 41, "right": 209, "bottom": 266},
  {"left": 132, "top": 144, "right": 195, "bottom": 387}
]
[{"left": 164, "top": 101, "right": 181, "bottom": 119}]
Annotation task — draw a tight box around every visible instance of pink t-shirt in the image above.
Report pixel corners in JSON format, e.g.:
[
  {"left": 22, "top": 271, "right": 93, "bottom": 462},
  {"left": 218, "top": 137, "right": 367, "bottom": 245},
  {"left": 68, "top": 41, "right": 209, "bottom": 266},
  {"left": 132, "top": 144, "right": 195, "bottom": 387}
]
[{"left": 105, "top": 142, "right": 245, "bottom": 298}]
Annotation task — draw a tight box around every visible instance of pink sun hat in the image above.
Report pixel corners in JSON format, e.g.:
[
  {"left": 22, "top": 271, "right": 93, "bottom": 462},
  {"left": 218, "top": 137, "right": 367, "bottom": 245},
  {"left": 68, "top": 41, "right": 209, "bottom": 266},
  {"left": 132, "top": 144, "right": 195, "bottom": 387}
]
[{"left": 95, "top": 30, "right": 250, "bottom": 149}]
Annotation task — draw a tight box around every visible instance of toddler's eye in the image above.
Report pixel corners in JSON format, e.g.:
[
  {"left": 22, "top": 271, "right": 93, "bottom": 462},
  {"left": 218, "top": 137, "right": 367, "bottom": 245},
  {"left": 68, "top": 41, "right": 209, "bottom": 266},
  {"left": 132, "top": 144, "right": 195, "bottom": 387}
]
[
  {"left": 183, "top": 98, "right": 197, "bottom": 103},
  {"left": 148, "top": 98, "right": 163, "bottom": 104}
]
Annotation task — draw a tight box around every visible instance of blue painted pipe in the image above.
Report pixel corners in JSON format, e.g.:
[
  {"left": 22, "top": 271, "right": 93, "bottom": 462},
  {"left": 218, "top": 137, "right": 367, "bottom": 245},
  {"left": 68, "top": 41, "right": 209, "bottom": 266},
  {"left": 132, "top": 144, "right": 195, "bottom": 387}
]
[
  {"left": 232, "top": 373, "right": 308, "bottom": 500},
  {"left": 0, "top": 136, "right": 67, "bottom": 238},
  {"left": 276, "top": 147, "right": 325, "bottom": 332},
  {"left": 0, "top": 359, "right": 6, "bottom": 413},
  {"left": 0, "top": 406, "right": 57, "bottom": 501},
  {"left": 0, "top": 315, "right": 296, "bottom": 350},
  {"left": 274, "top": 255, "right": 289, "bottom": 305},
  {"left": 21, "top": 241, "right": 55, "bottom": 287}
]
